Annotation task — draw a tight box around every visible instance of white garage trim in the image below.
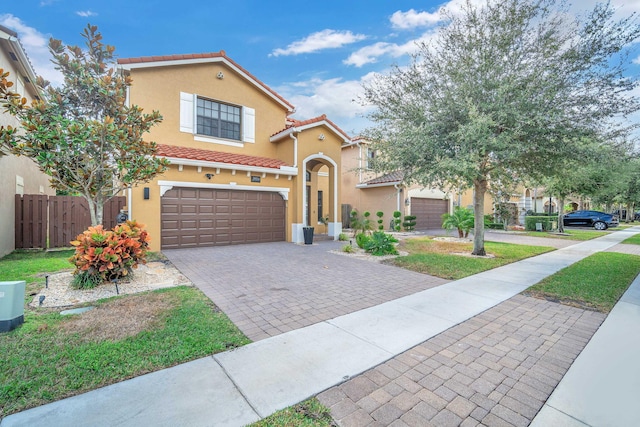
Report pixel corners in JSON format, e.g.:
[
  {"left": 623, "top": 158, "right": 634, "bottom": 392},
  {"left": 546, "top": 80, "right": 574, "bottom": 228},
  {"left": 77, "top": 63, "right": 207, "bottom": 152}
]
[{"left": 158, "top": 180, "right": 290, "bottom": 200}]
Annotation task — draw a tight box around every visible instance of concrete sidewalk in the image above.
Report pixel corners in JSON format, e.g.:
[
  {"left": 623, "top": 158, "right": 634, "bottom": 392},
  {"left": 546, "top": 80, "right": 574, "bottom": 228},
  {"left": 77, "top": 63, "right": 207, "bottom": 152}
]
[{"left": 2, "top": 228, "right": 639, "bottom": 427}]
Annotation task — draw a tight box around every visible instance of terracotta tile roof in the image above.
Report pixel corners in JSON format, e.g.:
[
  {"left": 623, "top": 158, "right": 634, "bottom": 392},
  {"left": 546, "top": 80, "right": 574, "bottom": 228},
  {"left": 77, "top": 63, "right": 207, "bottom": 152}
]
[
  {"left": 271, "top": 114, "right": 351, "bottom": 140},
  {"left": 363, "top": 171, "right": 405, "bottom": 186},
  {"left": 156, "top": 144, "right": 289, "bottom": 169},
  {"left": 118, "top": 51, "right": 294, "bottom": 111}
]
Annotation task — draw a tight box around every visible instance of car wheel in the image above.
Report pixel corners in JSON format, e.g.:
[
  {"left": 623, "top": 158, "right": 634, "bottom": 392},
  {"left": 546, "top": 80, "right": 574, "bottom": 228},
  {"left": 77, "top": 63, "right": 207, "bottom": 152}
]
[{"left": 593, "top": 221, "right": 607, "bottom": 230}]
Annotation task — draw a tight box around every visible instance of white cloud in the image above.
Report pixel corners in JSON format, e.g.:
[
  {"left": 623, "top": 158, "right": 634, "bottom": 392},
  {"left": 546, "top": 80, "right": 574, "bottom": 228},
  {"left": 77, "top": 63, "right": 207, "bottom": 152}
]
[
  {"left": 390, "top": 9, "right": 441, "bottom": 29},
  {"left": 278, "top": 73, "right": 378, "bottom": 135},
  {"left": 344, "top": 30, "right": 438, "bottom": 67},
  {"left": 0, "top": 14, "right": 63, "bottom": 86},
  {"left": 270, "top": 29, "right": 366, "bottom": 57},
  {"left": 634, "top": 55, "right": 640, "bottom": 65},
  {"left": 76, "top": 11, "right": 97, "bottom": 17}
]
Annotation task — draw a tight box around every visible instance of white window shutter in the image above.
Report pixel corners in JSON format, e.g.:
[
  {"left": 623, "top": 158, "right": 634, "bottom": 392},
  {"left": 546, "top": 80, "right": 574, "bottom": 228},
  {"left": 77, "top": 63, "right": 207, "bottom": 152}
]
[
  {"left": 179, "top": 92, "right": 194, "bottom": 133},
  {"left": 243, "top": 107, "right": 255, "bottom": 143}
]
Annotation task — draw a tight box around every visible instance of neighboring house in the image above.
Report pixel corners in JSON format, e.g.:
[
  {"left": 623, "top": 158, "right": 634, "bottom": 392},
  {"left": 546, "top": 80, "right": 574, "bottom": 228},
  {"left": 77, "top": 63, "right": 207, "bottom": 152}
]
[
  {"left": 0, "top": 25, "right": 54, "bottom": 258},
  {"left": 341, "top": 139, "right": 450, "bottom": 230},
  {"left": 118, "top": 51, "right": 349, "bottom": 251}
]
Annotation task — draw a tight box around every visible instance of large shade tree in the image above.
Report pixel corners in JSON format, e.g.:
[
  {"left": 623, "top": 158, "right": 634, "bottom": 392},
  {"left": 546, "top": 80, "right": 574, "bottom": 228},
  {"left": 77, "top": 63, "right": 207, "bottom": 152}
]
[
  {"left": 363, "top": 0, "right": 640, "bottom": 255},
  {"left": 0, "top": 25, "right": 168, "bottom": 226}
]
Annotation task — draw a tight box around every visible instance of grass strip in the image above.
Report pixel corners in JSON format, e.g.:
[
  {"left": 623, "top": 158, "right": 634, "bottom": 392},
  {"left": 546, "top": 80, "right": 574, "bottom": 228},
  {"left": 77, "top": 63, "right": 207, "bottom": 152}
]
[
  {"left": 622, "top": 234, "right": 640, "bottom": 245},
  {"left": 251, "top": 398, "right": 335, "bottom": 427},
  {"left": 392, "top": 238, "right": 553, "bottom": 280},
  {"left": 526, "top": 252, "right": 640, "bottom": 313}
]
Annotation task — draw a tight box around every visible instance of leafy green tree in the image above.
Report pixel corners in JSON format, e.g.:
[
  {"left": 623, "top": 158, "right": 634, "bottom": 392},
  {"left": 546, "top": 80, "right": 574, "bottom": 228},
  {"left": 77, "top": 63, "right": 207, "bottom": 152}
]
[
  {"left": 442, "top": 206, "right": 474, "bottom": 238},
  {"left": 362, "top": 0, "right": 640, "bottom": 255},
  {"left": 0, "top": 25, "right": 168, "bottom": 226}
]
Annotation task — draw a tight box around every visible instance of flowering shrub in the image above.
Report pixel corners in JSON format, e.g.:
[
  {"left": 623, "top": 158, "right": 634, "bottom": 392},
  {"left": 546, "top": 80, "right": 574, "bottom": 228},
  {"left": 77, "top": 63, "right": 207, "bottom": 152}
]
[{"left": 69, "top": 220, "right": 150, "bottom": 289}]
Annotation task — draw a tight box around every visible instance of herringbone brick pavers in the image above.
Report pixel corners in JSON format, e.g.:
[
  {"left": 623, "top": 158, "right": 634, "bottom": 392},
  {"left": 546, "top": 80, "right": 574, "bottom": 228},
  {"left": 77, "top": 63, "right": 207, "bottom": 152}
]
[
  {"left": 164, "top": 241, "right": 449, "bottom": 341},
  {"left": 318, "top": 295, "right": 605, "bottom": 427}
]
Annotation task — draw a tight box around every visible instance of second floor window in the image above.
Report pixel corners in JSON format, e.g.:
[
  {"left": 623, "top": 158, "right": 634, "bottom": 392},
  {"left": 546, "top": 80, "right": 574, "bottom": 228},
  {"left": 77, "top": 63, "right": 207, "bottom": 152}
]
[
  {"left": 197, "top": 97, "right": 241, "bottom": 140},
  {"left": 366, "top": 147, "right": 376, "bottom": 169}
]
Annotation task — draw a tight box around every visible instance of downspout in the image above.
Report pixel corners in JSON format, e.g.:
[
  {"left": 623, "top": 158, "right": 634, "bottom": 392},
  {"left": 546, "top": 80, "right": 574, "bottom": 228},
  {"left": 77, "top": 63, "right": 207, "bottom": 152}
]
[
  {"left": 394, "top": 184, "right": 402, "bottom": 211},
  {"left": 289, "top": 130, "right": 298, "bottom": 168},
  {"left": 357, "top": 142, "right": 362, "bottom": 184}
]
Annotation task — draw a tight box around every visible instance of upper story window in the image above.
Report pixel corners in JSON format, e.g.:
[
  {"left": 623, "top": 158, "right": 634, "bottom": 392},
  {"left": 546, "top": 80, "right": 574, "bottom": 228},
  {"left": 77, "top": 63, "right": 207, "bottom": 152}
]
[
  {"left": 197, "top": 97, "right": 241, "bottom": 141},
  {"left": 366, "top": 147, "right": 376, "bottom": 169},
  {"left": 180, "top": 91, "right": 255, "bottom": 147}
]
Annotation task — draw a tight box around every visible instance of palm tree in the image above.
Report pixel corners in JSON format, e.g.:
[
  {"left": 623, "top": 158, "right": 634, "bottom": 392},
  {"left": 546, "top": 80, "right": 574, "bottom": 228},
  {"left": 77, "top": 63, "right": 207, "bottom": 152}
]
[{"left": 442, "top": 207, "right": 474, "bottom": 238}]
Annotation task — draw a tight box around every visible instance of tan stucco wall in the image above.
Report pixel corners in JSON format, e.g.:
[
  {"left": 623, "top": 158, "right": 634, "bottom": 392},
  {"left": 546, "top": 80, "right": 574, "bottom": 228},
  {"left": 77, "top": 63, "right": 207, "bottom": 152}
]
[
  {"left": 127, "top": 63, "right": 289, "bottom": 157},
  {"left": 0, "top": 48, "right": 54, "bottom": 257}
]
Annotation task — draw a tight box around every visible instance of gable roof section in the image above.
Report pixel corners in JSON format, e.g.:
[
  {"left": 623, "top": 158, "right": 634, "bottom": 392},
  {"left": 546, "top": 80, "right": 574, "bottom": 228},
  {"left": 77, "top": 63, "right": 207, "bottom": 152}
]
[
  {"left": 118, "top": 51, "right": 295, "bottom": 113},
  {"left": 357, "top": 171, "right": 405, "bottom": 188},
  {"left": 0, "top": 25, "right": 41, "bottom": 99},
  {"left": 270, "top": 114, "right": 351, "bottom": 143},
  {"left": 156, "top": 144, "right": 295, "bottom": 173}
]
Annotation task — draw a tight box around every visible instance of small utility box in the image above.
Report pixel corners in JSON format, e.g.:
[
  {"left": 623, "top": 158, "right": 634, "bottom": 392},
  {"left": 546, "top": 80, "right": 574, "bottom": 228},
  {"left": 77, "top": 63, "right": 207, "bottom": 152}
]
[
  {"left": 0, "top": 281, "right": 26, "bottom": 333},
  {"left": 535, "top": 223, "right": 543, "bottom": 232}
]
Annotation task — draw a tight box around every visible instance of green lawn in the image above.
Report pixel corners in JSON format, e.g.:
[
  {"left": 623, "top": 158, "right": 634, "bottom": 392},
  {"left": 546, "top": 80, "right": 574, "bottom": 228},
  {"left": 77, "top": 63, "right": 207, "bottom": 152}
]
[
  {"left": 622, "top": 234, "right": 640, "bottom": 245},
  {"left": 392, "top": 238, "right": 553, "bottom": 279},
  {"left": 0, "top": 251, "right": 249, "bottom": 417},
  {"left": 526, "top": 252, "right": 640, "bottom": 312},
  {"left": 518, "top": 229, "right": 608, "bottom": 241}
]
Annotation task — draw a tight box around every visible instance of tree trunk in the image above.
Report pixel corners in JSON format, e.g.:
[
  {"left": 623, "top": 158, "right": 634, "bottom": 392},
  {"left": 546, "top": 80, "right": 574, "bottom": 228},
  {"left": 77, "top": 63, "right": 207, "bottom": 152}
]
[
  {"left": 557, "top": 196, "right": 565, "bottom": 233},
  {"left": 85, "top": 196, "right": 103, "bottom": 226},
  {"left": 472, "top": 178, "right": 487, "bottom": 256}
]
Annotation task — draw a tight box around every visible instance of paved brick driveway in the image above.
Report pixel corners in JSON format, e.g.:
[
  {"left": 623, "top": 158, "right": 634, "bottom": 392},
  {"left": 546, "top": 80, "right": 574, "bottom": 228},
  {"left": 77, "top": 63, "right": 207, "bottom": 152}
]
[{"left": 164, "top": 241, "right": 449, "bottom": 341}]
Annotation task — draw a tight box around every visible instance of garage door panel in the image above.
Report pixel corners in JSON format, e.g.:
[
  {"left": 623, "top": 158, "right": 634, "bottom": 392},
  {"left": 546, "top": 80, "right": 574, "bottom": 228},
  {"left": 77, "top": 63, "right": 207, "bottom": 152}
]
[
  {"left": 161, "top": 187, "right": 285, "bottom": 249},
  {"left": 411, "top": 198, "right": 448, "bottom": 230}
]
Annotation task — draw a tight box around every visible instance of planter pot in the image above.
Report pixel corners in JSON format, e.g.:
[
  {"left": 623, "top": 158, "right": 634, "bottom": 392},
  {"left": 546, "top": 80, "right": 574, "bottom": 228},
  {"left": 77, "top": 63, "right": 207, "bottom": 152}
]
[{"left": 303, "top": 227, "right": 314, "bottom": 245}]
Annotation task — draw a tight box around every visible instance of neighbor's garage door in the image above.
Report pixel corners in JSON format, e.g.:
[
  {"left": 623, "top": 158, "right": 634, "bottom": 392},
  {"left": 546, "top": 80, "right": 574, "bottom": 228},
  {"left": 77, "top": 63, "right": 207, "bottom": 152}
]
[
  {"left": 410, "top": 198, "right": 449, "bottom": 230},
  {"left": 161, "top": 187, "right": 285, "bottom": 249}
]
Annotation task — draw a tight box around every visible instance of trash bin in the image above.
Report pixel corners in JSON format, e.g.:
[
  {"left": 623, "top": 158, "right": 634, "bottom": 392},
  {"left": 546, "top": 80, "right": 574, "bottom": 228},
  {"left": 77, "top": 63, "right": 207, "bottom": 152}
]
[
  {"left": 303, "top": 226, "right": 314, "bottom": 245},
  {"left": 535, "top": 222, "right": 543, "bottom": 232},
  {"left": 0, "top": 281, "right": 25, "bottom": 332}
]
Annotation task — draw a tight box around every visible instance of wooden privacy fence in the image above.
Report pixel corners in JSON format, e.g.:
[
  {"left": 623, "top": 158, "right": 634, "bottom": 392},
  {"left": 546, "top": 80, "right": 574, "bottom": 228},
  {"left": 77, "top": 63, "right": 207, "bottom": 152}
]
[{"left": 15, "top": 195, "right": 126, "bottom": 249}]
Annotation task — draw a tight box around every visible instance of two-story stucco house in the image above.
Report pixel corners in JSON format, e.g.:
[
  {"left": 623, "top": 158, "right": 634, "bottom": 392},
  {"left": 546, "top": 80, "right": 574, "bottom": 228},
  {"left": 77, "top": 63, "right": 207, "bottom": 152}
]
[
  {"left": 341, "top": 138, "right": 450, "bottom": 230},
  {"left": 118, "top": 51, "right": 348, "bottom": 251},
  {"left": 0, "top": 25, "right": 55, "bottom": 257}
]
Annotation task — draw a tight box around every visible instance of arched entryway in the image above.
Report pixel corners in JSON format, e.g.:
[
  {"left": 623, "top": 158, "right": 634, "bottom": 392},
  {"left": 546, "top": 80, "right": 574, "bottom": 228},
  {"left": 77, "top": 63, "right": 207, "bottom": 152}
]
[{"left": 293, "top": 154, "right": 341, "bottom": 242}]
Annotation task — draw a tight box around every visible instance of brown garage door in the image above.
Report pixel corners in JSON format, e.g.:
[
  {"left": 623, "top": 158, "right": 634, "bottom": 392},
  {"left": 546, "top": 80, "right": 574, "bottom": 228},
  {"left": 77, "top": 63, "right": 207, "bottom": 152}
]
[
  {"left": 161, "top": 187, "right": 285, "bottom": 249},
  {"left": 410, "top": 198, "right": 449, "bottom": 230}
]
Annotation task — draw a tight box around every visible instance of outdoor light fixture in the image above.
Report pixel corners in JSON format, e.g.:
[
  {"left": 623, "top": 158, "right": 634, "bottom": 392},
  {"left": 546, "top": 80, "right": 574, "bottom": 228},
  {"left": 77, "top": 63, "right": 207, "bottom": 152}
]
[
  {"left": 112, "top": 278, "right": 119, "bottom": 295},
  {"left": 45, "top": 275, "right": 49, "bottom": 289},
  {"left": 318, "top": 133, "right": 325, "bottom": 141},
  {"left": 205, "top": 173, "right": 214, "bottom": 180},
  {"left": 405, "top": 198, "right": 411, "bottom": 206},
  {"left": 38, "top": 295, "right": 45, "bottom": 306}
]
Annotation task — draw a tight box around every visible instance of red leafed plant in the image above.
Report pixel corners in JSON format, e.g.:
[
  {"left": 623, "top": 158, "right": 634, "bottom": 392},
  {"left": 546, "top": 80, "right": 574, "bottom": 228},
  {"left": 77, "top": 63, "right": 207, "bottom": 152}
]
[{"left": 69, "top": 220, "right": 150, "bottom": 289}]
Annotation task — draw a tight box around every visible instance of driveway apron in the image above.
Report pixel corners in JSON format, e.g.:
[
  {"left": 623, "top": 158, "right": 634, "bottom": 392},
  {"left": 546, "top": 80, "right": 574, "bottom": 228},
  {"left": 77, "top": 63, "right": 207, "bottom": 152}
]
[{"left": 164, "top": 241, "right": 450, "bottom": 341}]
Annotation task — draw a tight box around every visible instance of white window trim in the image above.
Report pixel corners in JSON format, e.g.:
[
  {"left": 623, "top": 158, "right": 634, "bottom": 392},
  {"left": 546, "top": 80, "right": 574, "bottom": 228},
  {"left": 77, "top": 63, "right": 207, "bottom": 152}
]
[{"left": 180, "top": 91, "right": 255, "bottom": 146}]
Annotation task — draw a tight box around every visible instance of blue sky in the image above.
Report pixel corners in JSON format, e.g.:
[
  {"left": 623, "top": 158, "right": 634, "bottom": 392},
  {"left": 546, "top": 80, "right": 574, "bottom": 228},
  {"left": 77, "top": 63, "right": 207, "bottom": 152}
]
[{"left": 2, "top": 0, "right": 639, "bottom": 137}]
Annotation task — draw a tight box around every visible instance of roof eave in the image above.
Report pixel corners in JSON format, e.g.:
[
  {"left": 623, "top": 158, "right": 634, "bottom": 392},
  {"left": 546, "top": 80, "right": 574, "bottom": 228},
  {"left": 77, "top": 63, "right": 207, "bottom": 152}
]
[{"left": 161, "top": 156, "right": 298, "bottom": 176}]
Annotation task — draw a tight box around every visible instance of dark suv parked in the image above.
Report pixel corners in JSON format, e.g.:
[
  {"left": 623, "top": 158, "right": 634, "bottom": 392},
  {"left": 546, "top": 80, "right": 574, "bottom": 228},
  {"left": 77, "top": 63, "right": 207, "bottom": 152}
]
[{"left": 563, "top": 210, "right": 619, "bottom": 230}]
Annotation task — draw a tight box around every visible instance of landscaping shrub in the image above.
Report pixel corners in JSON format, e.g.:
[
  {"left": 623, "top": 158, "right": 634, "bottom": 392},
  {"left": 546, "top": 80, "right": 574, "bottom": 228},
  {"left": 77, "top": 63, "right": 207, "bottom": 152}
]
[
  {"left": 393, "top": 211, "right": 402, "bottom": 231},
  {"left": 364, "top": 231, "right": 399, "bottom": 256},
  {"left": 376, "top": 211, "right": 384, "bottom": 230},
  {"left": 69, "top": 220, "right": 150, "bottom": 289},
  {"left": 355, "top": 232, "right": 371, "bottom": 249},
  {"left": 524, "top": 216, "right": 556, "bottom": 231},
  {"left": 338, "top": 233, "right": 349, "bottom": 241},
  {"left": 342, "top": 244, "right": 355, "bottom": 253},
  {"left": 486, "top": 222, "right": 506, "bottom": 230},
  {"left": 403, "top": 215, "right": 417, "bottom": 231}
]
